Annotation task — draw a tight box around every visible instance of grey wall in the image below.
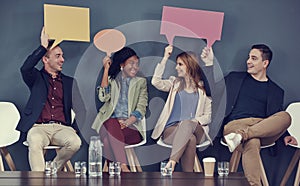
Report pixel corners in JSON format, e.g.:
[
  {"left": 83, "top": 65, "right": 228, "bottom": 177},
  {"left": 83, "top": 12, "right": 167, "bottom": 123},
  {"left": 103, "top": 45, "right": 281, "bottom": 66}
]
[{"left": 1, "top": 0, "right": 299, "bottom": 185}]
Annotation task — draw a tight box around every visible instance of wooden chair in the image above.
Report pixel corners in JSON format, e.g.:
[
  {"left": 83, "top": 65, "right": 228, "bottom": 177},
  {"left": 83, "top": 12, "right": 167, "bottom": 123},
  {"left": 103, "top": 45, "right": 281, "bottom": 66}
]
[
  {"left": 280, "top": 102, "right": 300, "bottom": 186},
  {"left": 221, "top": 138, "right": 275, "bottom": 186},
  {"left": 0, "top": 102, "right": 20, "bottom": 171},
  {"left": 157, "top": 137, "right": 211, "bottom": 172},
  {"left": 103, "top": 118, "right": 147, "bottom": 172}
]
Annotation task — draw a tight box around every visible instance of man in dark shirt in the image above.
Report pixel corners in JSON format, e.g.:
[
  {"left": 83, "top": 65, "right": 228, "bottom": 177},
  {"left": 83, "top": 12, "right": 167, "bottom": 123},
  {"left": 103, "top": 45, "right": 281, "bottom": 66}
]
[
  {"left": 17, "top": 27, "right": 85, "bottom": 171},
  {"left": 201, "top": 44, "right": 297, "bottom": 186}
]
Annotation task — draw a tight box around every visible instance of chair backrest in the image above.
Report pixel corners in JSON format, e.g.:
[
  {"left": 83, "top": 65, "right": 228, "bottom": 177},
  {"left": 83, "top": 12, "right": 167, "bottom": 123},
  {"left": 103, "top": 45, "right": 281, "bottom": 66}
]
[
  {"left": 0, "top": 102, "right": 20, "bottom": 147},
  {"left": 286, "top": 102, "right": 300, "bottom": 148},
  {"left": 140, "top": 117, "right": 146, "bottom": 140}
]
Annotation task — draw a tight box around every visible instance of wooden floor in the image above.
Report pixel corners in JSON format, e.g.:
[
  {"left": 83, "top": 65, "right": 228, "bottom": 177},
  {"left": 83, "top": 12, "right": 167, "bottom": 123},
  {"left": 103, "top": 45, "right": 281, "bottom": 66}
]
[{"left": 0, "top": 171, "right": 250, "bottom": 186}]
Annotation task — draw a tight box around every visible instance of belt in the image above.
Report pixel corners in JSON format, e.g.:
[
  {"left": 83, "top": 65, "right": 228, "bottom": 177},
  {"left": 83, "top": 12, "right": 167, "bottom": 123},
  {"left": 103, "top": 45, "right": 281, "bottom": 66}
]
[{"left": 36, "top": 121, "right": 64, "bottom": 125}]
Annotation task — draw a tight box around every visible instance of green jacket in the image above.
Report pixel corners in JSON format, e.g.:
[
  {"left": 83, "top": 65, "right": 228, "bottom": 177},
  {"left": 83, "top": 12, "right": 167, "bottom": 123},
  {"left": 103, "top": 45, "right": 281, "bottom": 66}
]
[{"left": 92, "top": 76, "right": 148, "bottom": 139}]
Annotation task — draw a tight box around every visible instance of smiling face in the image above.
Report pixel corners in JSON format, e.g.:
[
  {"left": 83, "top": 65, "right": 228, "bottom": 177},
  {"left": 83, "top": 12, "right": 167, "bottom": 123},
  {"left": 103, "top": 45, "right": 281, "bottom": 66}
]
[
  {"left": 176, "top": 57, "right": 188, "bottom": 78},
  {"left": 43, "top": 46, "right": 64, "bottom": 76},
  {"left": 246, "top": 48, "right": 269, "bottom": 77},
  {"left": 121, "top": 55, "right": 139, "bottom": 78}
]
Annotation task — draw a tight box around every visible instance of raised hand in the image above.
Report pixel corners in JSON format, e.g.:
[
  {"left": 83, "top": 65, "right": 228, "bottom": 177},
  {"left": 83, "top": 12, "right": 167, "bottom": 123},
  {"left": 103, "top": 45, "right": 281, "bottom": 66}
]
[
  {"left": 164, "top": 45, "right": 173, "bottom": 59},
  {"left": 201, "top": 47, "right": 214, "bottom": 66},
  {"left": 40, "top": 27, "right": 49, "bottom": 49},
  {"left": 102, "top": 56, "right": 111, "bottom": 70}
]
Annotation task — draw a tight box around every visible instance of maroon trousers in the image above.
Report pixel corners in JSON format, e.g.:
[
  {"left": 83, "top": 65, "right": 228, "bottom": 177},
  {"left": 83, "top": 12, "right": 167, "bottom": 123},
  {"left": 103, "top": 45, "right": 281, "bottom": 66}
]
[{"left": 100, "top": 118, "right": 142, "bottom": 164}]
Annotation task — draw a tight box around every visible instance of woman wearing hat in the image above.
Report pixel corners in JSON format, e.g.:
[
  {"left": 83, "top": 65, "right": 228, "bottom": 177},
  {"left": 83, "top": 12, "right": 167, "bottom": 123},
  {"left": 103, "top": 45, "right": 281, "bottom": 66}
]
[
  {"left": 151, "top": 45, "right": 212, "bottom": 172},
  {"left": 92, "top": 47, "right": 148, "bottom": 172}
]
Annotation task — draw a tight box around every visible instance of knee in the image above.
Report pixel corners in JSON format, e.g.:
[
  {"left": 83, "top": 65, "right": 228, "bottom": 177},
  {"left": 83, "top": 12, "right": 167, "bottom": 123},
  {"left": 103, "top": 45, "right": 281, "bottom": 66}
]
[
  {"left": 278, "top": 111, "right": 292, "bottom": 127},
  {"left": 27, "top": 133, "right": 45, "bottom": 149},
  {"left": 67, "top": 135, "right": 81, "bottom": 151}
]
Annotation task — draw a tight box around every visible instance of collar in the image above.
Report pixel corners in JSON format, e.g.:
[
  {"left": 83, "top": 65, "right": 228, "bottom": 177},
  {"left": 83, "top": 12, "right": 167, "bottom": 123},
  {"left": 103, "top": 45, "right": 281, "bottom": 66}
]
[{"left": 42, "top": 68, "right": 62, "bottom": 80}]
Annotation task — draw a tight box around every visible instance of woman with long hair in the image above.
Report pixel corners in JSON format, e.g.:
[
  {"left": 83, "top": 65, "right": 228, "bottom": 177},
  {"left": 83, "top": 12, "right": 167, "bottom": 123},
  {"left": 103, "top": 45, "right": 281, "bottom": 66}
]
[{"left": 151, "top": 45, "right": 212, "bottom": 172}]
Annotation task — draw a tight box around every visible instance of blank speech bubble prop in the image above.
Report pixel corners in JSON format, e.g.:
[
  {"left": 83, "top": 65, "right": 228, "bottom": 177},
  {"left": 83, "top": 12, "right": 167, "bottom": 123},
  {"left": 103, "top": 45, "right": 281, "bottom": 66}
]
[
  {"left": 93, "top": 29, "right": 126, "bottom": 57},
  {"left": 44, "top": 4, "right": 90, "bottom": 48},
  {"left": 160, "top": 6, "right": 224, "bottom": 48}
]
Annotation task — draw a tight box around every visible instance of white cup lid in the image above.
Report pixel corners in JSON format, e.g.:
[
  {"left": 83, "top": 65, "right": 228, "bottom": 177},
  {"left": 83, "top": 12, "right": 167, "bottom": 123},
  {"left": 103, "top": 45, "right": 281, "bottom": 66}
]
[{"left": 202, "top": 157, "right": 216, "bottom": 162}]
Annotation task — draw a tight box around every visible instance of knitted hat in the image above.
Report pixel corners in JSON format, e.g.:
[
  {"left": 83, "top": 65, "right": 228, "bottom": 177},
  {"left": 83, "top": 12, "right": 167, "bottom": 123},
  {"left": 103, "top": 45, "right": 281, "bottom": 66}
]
[{"left": 112, "top": 47, "right": 137, "bottom": 64}]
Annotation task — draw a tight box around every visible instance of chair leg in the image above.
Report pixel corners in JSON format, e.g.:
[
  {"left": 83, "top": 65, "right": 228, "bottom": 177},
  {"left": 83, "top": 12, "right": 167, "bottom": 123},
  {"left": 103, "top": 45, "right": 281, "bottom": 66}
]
[
  {"left": 125, "top": 148, "right": 137, "bottom": 172},
  {"left": 229, "top": 149, "right": 241, "bottom": 172},
  {"left": 193, "top": 155, "right": 203, "bottom": 172},
  {"left": 280, "top": 149, "right": 300, "bottom": 186},
  {"left": 0, "top": 147, "right": 16, "bottom": 171},
  {"left": 0, "top": 153, "right": 4, "bottom": 171},
  {"left": 294, "top": 160, "right": 300, "bottom": 186},
  {"left": 259, "top": 157, "right": 269, "bottom": 186},
  {"left": 130, "top": 149, "right": 142, "bottom": 172},
  {"left": 103, "top": 160, "right": 108, "bottom": 172},
  {"left": 65, "top": 160, "right": 74, "bottom": 172}
]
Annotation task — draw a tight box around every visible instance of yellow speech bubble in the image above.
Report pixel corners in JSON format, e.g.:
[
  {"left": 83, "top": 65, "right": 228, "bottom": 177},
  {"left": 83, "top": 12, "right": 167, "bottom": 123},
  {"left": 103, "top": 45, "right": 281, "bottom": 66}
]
[{"left": 44, "top": 4, "right": 90, "bottom": 48}]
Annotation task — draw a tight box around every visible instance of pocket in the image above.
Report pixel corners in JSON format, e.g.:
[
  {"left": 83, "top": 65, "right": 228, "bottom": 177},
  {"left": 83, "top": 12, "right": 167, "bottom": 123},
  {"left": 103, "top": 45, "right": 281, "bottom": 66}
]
[{"left": 99, "top": 108, "right": 106, "bottom": 114}]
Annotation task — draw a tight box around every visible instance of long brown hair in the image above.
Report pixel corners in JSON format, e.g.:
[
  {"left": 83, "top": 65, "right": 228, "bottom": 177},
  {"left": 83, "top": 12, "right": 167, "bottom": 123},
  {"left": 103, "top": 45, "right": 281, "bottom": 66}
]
[{"left": 175, "top": 51, "right": 206, "bottom": 93}]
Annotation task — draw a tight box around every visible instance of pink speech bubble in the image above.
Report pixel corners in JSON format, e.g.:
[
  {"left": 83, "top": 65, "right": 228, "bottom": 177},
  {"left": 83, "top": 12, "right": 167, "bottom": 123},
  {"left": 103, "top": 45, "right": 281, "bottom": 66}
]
[
  {"left": 93, "top": 29, "right": 126, "bottom": 57},
  {"left": 161, "top": 6, "right": 224, "bottom": 48}
]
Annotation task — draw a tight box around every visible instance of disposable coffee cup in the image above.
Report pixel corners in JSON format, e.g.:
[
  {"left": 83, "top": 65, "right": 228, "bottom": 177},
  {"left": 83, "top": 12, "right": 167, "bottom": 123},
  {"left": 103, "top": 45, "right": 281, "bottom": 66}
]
[{"left": 202, "top": 157, "right": 216, "bottom": 177}]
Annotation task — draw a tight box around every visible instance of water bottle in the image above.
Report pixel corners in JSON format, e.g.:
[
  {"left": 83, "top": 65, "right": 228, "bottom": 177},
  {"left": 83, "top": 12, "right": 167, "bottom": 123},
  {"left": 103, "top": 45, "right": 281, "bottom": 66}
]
[{"left": 88, "top": 136, "right": 102, "bottom": 177}]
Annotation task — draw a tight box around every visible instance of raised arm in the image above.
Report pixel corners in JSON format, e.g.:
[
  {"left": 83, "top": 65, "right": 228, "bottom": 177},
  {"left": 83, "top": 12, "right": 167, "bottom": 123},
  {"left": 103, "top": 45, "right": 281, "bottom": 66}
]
[
  {"left": 100, "top": 56, "right": 111, "bottom": 88},
  {"left": 151, "top": 45, "right": 175, "bottom": 91},
  {"left": 160, "top": 44, "right": 173, "bottom": 66},
  {"left": 20, "top": 27, "right": 49, "bottom": 88},
  {"left": 98, "top": 56, "right": 112, "bottom": 102}
]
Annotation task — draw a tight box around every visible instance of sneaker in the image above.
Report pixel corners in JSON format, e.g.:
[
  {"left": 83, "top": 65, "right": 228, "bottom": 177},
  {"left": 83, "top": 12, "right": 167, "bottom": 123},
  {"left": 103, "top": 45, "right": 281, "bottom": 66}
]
[{"left": 224, "top": 133, "right": 242, "bottom": 152}]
